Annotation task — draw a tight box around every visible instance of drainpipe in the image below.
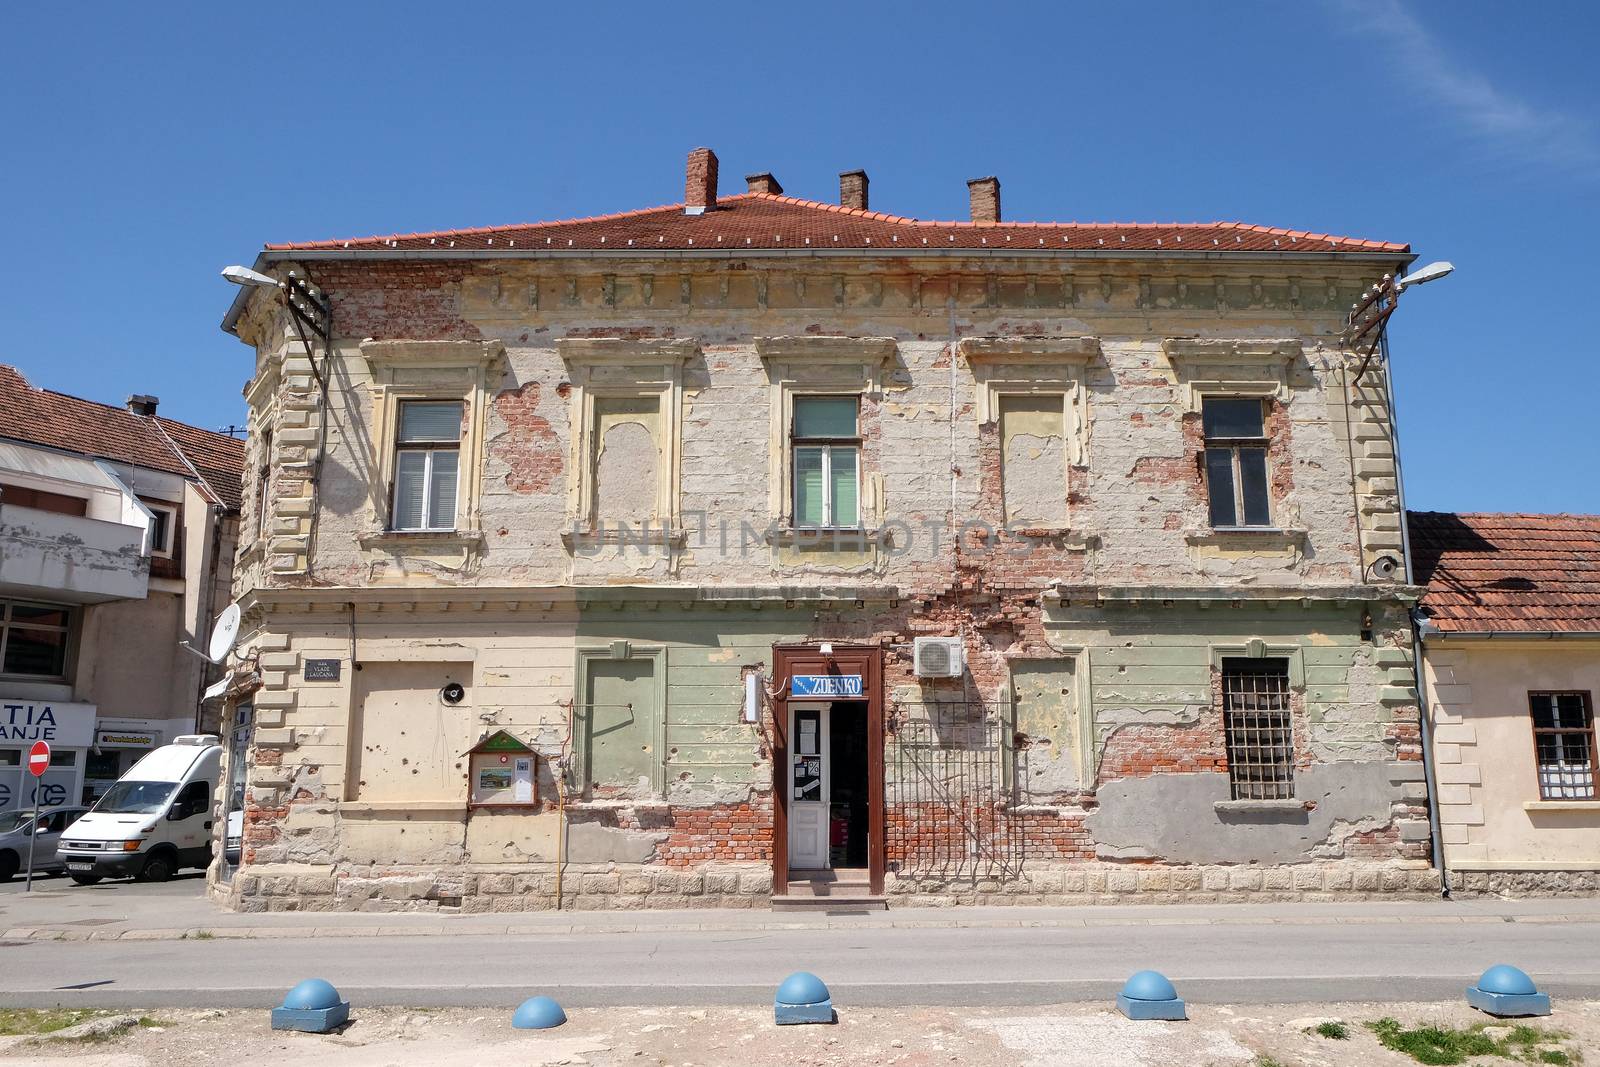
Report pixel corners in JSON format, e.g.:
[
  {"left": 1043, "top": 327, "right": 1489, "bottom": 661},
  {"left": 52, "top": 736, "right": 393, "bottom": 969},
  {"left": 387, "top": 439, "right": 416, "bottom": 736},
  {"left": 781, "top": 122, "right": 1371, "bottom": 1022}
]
[
  {"left": 1379, "top": 323, "right": 1449, "bottom": 898},
  {"left": 1410, "top": 611, "right": 1449, "bottom": 897}
]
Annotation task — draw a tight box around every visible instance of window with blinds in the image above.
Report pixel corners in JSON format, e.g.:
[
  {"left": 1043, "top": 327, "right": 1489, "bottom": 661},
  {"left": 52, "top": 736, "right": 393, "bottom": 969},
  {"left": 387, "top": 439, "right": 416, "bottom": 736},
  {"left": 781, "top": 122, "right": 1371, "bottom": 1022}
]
[
  {"left": 1530, "top": 692, "right": 1596, "bottom": 800},
  {"left": 791, "top": 396, "right": 860, "bottom": 529},
  {"left": 391, "top": 401, "right": 462, "bottom": 531}
]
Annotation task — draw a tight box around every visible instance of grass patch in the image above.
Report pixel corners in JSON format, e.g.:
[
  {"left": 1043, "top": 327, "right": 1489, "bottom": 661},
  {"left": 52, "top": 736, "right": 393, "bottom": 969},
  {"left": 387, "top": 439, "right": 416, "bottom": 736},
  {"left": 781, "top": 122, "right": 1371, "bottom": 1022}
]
[
  {"left": 1366, "top": 1017, "right": 1579, "bottom": 1066},
  {"left": 1309, "top": 1020, "right": 1350, "bottom": 1040},
  {"left": 0, "top": 1009, "right": 102, "bottom": 1037}
]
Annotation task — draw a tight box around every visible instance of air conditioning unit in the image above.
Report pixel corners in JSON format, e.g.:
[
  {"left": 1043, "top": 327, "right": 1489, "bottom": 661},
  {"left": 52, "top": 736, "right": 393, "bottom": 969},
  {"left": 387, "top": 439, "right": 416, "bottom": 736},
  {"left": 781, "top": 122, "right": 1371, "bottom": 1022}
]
[{"left": 913, "top": 637, "right": 965, "bottom": 678}]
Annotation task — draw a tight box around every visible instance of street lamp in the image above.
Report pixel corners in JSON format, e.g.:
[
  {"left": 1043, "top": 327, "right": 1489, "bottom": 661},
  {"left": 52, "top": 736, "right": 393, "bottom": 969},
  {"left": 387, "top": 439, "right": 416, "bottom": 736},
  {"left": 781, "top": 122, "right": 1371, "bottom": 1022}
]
[
  {"left": 220, "top": 264, "right": 332, "bottom": 375},
  {"left": 1394, "top": 260, "right": 1454, "bottom": 293},
  {"left": 1344, "top": 260, "right": 1455, "bottom": 380},
  {"left": 221, "top": 265, "right": 283, "bottom": 290}
]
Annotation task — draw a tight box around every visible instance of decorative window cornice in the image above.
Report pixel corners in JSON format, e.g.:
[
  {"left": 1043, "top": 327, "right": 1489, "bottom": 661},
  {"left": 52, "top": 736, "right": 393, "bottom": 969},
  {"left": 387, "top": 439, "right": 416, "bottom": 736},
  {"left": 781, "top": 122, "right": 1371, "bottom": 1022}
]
[
  {"left": 958, "top": 336, "right": 1100, "bottom": 365},
  {"left": 756, "top": 335, "right": 896, "bottom": 366},
  {"left": 557, "top": 337, "right": 697, "bottom": 367},
  {"left": 1162, "top": 337, "right": 1302, "bottom": 410},
  {"left": 361, "top": 338, "right": 506, "bottom": 370}
]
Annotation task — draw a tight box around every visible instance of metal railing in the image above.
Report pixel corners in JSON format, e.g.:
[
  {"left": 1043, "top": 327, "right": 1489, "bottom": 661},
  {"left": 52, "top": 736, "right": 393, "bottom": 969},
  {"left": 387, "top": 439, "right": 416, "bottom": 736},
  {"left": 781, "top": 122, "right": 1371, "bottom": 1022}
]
[{"left": 888, "top": 699, "right": 1019, "bottom": 880}]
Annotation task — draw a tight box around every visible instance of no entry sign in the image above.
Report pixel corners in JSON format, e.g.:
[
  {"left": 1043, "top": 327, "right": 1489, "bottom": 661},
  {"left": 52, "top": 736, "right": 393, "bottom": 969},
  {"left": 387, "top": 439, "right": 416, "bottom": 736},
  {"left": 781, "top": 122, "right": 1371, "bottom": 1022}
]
[{"left": 26, "top": 740, "right": 50, "bottom": 777}]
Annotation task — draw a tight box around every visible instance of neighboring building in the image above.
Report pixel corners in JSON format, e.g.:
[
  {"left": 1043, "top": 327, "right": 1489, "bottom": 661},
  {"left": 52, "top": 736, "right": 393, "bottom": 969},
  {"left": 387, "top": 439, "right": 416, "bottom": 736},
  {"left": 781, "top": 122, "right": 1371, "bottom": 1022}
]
[
  {"left": 1410, "top": 511, "right": 1600, "bottom": 895},
  {"left": 214, "top": 147, "right": 1433, "bottom": 912},
  {"left": 0, "top": 365, "right": 242, "bottom": 816}
]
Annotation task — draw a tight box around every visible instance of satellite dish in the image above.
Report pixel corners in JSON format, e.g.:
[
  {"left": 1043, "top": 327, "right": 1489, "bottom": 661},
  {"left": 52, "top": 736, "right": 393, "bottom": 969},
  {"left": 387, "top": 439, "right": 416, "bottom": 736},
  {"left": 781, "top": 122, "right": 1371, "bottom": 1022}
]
[{"left": 208, "top": 603, "right": 242, "bottom": 663}]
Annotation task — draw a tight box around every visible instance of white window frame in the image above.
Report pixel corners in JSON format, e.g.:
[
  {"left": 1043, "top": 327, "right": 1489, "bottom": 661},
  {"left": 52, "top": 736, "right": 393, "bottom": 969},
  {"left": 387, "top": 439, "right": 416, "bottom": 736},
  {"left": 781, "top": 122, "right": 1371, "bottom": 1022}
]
[
  {"left": 144, "top": 502, "right": 178, "bottom": 557},
  {"left": 390, "top": 401, "right": 462, "bottom": 533},
  {"left": 790, "top": 421, "right": 862, "bottom": 531},
  {"left": 756, "top": 336, "right": 894, "bottom": 532},
  {"left": 360, "top": 339, "right": 504, "bottom": 543}
]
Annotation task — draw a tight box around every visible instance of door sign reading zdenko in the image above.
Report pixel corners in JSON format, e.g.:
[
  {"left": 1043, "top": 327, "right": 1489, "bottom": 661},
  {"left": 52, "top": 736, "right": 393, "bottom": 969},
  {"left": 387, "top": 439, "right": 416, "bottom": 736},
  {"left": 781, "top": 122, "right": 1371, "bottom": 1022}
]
[{"left": 790, "top": 675, "right": 863, "bottom": 699}]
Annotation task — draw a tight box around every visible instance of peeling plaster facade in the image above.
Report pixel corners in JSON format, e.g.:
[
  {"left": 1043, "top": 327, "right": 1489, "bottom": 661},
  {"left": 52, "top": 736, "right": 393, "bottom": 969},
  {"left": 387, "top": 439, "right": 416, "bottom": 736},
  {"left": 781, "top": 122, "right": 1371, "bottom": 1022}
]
[{"left": 213, "top": 176, "right": 1435, "bottom": 911}]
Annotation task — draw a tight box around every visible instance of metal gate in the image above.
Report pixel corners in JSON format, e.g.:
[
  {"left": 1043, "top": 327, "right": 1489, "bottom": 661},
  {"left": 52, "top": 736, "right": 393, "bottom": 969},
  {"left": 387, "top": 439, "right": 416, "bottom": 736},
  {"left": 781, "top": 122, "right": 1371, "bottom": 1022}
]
[{"left": 888, "top": 699, "right": 1018, "bottom": 880}]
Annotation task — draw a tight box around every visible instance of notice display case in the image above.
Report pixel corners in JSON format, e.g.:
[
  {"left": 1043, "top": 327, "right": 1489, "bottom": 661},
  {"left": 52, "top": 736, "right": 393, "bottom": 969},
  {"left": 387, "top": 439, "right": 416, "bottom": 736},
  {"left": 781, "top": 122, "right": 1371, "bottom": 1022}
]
[{"left": 465, "top": 730, "right": 538, "bottom": 809}]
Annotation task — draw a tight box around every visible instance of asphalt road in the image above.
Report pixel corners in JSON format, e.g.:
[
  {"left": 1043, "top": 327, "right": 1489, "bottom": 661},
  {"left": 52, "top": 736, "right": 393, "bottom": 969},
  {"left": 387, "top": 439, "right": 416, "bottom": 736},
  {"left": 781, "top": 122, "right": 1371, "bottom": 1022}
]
[
  {"left": 5, "top": 915, "right": 1599, "bottom": 1009},
  {"left": 0, "top": 869, "right": 205, "bottom": 897}
]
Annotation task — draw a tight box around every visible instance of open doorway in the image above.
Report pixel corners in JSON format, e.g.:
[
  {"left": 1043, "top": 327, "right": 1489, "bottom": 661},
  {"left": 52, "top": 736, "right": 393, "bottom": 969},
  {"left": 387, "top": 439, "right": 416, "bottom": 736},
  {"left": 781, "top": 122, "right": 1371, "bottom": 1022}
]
[{"left": 828, "top": 702, "right": 869, "bottom": 869}]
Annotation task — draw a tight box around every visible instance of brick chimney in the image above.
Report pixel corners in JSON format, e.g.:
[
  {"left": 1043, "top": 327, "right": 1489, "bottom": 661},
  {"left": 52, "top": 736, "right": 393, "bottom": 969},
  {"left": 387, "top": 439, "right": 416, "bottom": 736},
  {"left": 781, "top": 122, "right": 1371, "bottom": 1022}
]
[
  {"left": 967, "top": 176, "right": 1001, "bottom": 223},
  {"left": 685, "top": 147, "right": 719, "bottom": 214},
  {"left": 126, "top": 394, "right": 159, "bottom": 417},
  {"left": 839, "top": 170, "right": 869, "bottom": 212},
  {"left": 745, "top": 172, "right": 783, "bottom": 195}
]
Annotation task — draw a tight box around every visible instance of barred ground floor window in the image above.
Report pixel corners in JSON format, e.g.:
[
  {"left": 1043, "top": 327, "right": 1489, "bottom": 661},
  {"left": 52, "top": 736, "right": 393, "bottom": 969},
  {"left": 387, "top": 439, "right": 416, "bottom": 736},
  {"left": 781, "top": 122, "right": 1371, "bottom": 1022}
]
[
  {"left": 1222, "top": 657, "right": 1294, "bottom": 800},
  {"left": 1530, "top": 691, "right": 1596, "bottom": 800}
]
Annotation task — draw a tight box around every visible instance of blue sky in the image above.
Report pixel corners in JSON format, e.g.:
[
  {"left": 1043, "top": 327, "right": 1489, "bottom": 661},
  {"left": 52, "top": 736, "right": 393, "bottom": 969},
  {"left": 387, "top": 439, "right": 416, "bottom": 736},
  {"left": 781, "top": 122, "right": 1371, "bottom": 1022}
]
[{"left": 2, "top": 1, "right": 1595, "bottom": 513}]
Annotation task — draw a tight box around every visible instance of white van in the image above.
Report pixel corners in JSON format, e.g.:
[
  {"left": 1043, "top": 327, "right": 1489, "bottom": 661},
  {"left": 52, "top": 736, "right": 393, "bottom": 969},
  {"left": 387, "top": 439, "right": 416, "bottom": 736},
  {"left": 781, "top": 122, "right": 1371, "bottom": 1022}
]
[{"left": 56, "top": 735, "right": 221, "bottom": 885}]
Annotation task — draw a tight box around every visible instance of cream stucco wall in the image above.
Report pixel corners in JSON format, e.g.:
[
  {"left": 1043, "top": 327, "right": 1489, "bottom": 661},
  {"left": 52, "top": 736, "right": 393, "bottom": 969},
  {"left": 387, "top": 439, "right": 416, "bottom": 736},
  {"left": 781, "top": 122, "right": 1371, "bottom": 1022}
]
[{"left": 1424, "top": 638, "right": 1600, "bottom": 869}]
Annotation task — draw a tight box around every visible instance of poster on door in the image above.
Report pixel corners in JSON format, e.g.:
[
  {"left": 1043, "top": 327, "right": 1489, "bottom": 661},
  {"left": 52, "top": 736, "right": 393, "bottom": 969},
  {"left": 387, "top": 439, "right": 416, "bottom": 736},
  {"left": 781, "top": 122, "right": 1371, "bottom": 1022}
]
[{"left": 793, "top": 755, "right": 821, "bottom": 800}]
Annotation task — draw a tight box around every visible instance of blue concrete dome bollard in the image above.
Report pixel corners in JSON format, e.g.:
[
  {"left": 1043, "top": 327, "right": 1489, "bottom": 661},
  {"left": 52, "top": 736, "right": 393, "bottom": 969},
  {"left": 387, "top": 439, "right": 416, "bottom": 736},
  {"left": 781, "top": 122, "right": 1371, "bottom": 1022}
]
[
  {"left": 512, "top": 996, "right": 568, "bottom": 1030},
  {"left": 271, "top": 978, "right": 350, "bottom": 1032},
  {"left": 1116, "top": 970, "right": 1186, "bottom": 1021},
  {"left": 775, "top": 971, "right": 835, "bottom": 1025},
  {"left": 1467, "top": 964, "right": 1551, "bottom": 1017}
]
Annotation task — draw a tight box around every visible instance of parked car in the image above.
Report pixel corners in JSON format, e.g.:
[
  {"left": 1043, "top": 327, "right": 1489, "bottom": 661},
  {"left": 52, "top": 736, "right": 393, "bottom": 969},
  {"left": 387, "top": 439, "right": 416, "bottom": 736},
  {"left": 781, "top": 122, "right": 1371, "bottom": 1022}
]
[
  {"left": 57, "top": 735, "right": 221, "bottom": 884},
  {"left": 0, "top": 806, "right": 93, "bottom": 881}
]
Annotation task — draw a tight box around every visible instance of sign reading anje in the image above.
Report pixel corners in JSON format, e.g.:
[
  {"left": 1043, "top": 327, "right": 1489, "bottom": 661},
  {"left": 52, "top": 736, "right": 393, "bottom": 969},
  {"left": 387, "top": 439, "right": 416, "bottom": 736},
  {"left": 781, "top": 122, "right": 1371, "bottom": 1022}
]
[{"left": 790, "top": 674, "right": 864, "bottom": 699}]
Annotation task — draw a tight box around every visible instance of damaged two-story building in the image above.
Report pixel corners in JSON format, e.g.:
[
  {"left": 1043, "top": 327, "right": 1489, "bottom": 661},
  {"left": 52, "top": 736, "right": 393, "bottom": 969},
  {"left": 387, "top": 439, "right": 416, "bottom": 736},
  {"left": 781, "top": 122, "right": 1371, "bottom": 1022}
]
[{"left": 212, "top": 148, "right": 1435, "bottom": 912}]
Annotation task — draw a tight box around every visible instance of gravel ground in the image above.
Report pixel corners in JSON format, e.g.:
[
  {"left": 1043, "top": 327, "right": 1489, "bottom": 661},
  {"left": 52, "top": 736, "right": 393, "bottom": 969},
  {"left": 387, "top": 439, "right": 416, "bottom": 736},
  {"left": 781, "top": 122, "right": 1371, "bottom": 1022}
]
[{"left": 2, "top": 999, "right": 1594, "bottom": 1066}]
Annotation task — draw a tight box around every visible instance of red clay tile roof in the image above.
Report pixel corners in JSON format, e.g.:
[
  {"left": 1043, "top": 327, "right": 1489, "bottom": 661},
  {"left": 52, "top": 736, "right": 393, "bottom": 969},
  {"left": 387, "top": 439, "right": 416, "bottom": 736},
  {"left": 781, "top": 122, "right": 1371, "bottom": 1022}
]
[
  {"left": 1409, "top": 511, "right": 1600, "bottom": 633},
  {"left": 0, "top": 365, "right": 244, "bottom": 511},
  {"left": 266, "top": 192, "right": 1409, "bottom": 255}
]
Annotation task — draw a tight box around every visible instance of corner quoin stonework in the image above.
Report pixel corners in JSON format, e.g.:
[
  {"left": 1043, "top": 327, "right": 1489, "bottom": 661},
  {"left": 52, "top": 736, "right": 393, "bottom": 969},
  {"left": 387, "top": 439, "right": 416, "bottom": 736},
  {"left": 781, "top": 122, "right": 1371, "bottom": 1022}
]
[{"left": 213, "top": 164, "right": 1434, "bottom": 912}]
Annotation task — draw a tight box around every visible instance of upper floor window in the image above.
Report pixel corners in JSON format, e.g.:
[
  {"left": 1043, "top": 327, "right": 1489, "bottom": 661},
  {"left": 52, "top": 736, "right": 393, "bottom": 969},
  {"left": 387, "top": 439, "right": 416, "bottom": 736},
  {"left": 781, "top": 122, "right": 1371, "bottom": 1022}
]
[
  {"left": 1530, "top": 692, "right": 1595, "bottom": 800},
  {"left": 391, "top": 401, "right": 461, "bottom": 532},
  {"left": 791, "top": 396, "right": 859, "bottom": 529},
  {"left": 145, "top": 502, "right": 177, "bottom": 557},
  {"left": 1203, "top": 397, "right": 1271, "bottom": 528},
  {"left": 0, "top": 599, "right": 71, "bottom": 679},
  {"left": 256, "top": 428, "right": 273, "bottom": 542}
]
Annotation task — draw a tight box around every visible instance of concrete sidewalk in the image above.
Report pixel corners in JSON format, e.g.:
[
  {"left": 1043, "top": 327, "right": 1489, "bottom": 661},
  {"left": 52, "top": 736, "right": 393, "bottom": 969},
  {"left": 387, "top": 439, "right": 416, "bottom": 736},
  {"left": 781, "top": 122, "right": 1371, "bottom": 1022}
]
[{"left": 4, "top": 876, "right": 1600, "bottom": 942}]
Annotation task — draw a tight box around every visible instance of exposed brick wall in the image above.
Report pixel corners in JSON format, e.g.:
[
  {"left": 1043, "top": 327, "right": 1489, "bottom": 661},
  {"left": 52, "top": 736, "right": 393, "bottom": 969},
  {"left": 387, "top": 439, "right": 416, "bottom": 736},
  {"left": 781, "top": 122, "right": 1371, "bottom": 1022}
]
[
  {"left": 489, "top": 380, "right": 563, "bottom": 494},
  {"left": 655, "top": 799, "right": 774, "bottom": 866},
  {"left": 313, "top": 262, "right": 484, "bottom": 340}
]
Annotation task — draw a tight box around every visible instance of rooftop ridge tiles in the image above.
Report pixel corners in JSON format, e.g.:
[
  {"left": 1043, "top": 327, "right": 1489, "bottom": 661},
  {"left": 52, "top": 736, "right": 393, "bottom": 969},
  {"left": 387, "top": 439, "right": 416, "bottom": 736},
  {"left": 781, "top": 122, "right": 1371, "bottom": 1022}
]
[{"left": 263, "top": 191, "right": 1407, "bottom": 253}]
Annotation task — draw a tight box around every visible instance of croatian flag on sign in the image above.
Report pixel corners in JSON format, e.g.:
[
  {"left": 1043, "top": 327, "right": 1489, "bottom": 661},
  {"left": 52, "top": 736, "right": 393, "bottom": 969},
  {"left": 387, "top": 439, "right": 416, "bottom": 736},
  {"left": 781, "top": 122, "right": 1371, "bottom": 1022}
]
[{"left": 790, "top": 674, "right": 864, "bottom": 699}]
